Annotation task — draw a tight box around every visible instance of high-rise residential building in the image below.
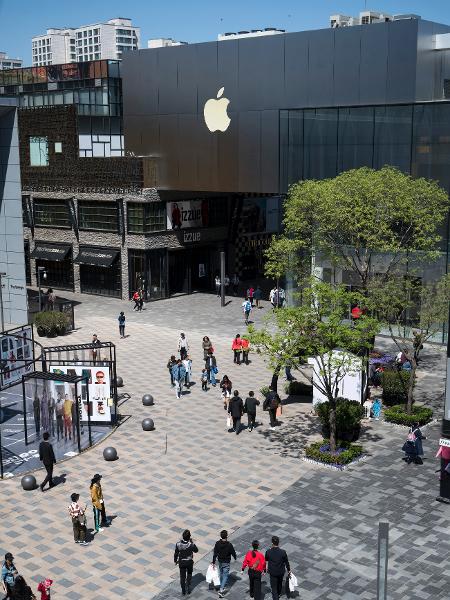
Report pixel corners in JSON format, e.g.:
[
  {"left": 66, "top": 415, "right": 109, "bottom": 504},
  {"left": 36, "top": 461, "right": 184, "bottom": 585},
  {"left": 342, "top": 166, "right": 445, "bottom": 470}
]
[
  {"left": 32, "top": 18, "right": 140, "bottom": 66},
  {"left": 147, "top": 38, "right": 188, "bottom": 49},
  {"left": 0, "top": 52, "right": 23, "bottom": 70},
  {"left": 218, "top": 28, "right": 285, "bottom": 41}
]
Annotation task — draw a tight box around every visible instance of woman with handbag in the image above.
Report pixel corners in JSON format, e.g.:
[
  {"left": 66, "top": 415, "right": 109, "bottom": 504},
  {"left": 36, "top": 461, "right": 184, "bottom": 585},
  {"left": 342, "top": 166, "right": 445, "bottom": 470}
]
[
  {"left": 68, "top": 493, "right": 89, "bottom": 546},
  {"left": 242, "top": 540, "right": 266, "bottom": 600},
  {"left": 220, "top": 376, "right": 232, "bottom": 409},
  {"left": 202, "top": 336, "right": 214, "bottom": 360}
]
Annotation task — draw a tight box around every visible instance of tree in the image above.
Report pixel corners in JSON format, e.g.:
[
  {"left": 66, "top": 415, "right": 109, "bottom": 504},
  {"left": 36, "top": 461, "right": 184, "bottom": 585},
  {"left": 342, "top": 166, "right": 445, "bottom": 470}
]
[
  {"left": 267, "top": 166, "right": 449, "bottom": 291},
  {"left": 369, "top": 274, "right": 450, "bottom": 414},
  {"left": 248, "top": 283, "right": 379, "bottom": 451}
]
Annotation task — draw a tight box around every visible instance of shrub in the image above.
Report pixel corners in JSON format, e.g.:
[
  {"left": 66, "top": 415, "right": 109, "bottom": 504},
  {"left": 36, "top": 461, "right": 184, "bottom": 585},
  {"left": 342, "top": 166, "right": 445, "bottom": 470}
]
[
  {"left": 305, "top": 439, "right": 364, "bottom": 466},
  {"left": 384, "top": 404, "right": 433, "bottom": 426},
  {"left": 316, "top": 397, "right": 364, "bottom": 441},
  {"left": 381, "top": 370, "right": 412, "bottom": 406},
  {"left": 34, "top": 311, "right": 69, "bottom": 337},
  {"left": 284, "top": 380, "right": 312, "bottom": 396}
]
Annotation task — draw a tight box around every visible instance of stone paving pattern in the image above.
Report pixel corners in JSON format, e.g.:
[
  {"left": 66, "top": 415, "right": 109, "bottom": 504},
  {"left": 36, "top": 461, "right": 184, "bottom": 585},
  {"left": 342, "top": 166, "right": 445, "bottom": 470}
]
[{"left": 0, "top": 292, "right": 449, "bottom": 599}]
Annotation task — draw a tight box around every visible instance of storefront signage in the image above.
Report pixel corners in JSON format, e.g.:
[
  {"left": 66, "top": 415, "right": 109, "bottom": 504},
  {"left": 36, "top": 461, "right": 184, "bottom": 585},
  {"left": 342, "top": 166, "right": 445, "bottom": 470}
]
[
  {"left": 183, "top": 231, "right": 201, "bottom": 243},
  {"left": 50, "top": 364, "right": 112, "bottom": 423},
  {"left": 0, "top": 326, "right": 33, "bottom": 387},
  {"left": 167, "top": 200, "right": 206, "bottom": 230}
]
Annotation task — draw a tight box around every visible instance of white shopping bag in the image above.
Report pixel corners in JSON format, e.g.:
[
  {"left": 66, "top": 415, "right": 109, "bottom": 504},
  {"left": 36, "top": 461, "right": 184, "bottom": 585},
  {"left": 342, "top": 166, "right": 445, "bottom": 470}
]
[
  {"left": 226, "top": 415, "right": 232, "bottom": 429},
  {"left": 288, "top": 572, "right": 298, "bottom": 592},
  {"left": 206, "top": 564, "right": 220, "bottom": 586}
]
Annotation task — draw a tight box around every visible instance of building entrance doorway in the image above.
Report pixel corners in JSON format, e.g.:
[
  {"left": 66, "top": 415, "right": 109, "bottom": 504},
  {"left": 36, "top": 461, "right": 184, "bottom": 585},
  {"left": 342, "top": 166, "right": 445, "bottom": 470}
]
[{"left": 168, "top": 246, "right": 218, "bottom": 296}]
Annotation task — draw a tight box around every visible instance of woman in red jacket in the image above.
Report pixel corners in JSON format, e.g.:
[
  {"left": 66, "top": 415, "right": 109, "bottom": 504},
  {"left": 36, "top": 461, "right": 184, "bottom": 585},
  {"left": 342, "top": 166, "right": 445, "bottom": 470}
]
[
  {"left": 231, "top": 334, "right": 242, "bottom": 365},
  {"left": 242, "top": 539, "right": 266, "bottom": 600}
]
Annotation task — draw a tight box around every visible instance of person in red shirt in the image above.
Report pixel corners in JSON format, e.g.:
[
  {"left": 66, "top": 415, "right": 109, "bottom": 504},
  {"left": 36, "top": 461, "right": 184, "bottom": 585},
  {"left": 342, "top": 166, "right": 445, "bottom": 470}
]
[
  {"left": 231, "top": 334, "right": 242, "bottom": 365},
  {"left": 242, "top": 540, "right": 266, "bottom": 600},
  {"left": 37, "top": 578, "right": 53, "bottom": 600},
  {"left": 241, "top": 336, "right": 250, "bottom": 365},
  {"left": 351, "top": 305, "right": 363, "bottom": 320}
]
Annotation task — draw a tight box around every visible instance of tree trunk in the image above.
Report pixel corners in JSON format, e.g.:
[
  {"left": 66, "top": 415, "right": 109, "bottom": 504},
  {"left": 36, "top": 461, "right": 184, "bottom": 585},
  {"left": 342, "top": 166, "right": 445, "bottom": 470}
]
[
  {"left": 406, "top": 361, "right": 416, "bottom": 415},
  {"left": 329, "top": 397, "right": 337, "bottom": 452},
  {"left": 271, "top": 364, "right": 281, "bottom": 393}
]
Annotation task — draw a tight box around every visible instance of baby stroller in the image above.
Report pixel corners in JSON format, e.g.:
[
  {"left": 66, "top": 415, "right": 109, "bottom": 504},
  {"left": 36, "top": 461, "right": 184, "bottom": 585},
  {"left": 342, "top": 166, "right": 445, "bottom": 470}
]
[{"left": 402, "top": 431, "right": 423, "bottom": 465}]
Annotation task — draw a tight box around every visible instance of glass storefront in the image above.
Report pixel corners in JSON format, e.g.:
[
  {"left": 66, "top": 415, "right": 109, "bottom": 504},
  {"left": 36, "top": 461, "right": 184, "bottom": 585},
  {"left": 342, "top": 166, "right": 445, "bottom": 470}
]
[
  {"left": 78, "top": 247, "right": 121, "bottom": 297},
  {"left": 35, "top": 254, "right": 74, "bottom": 290},
  {"left": 128, "top": 249, "right": 166, "bottom": 300}
]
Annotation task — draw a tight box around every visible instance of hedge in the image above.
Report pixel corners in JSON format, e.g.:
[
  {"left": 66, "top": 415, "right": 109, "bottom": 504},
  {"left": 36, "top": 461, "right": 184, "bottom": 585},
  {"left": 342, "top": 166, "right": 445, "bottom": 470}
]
[
  {"left": 384, "top": 404, "right": 433, "bottom": 426},
  {"left": 34, "top": 311, "right": 69, "bottom": 337},
  {"left": 305, "top": 439, "right": 364, "bottom": 466},
  {"left": 381, "top": 370, "right": 412, "bottom": 406},
  {"left": 316, "top": 398, "right": 364, "bottom": 432}
]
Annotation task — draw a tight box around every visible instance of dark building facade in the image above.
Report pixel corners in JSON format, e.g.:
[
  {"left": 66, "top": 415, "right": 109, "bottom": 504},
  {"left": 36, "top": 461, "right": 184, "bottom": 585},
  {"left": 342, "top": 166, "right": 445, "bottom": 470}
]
[{"left": 122, "top": 17, "right": 450, "bottom": 339}]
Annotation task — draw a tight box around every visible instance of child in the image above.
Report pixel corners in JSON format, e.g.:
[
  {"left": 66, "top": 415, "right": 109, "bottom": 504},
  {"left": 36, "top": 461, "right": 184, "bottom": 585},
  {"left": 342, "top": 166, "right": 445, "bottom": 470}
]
[
  {"left": 371, "top": 397, "right": 382, "bottom": 420},
  {"left": 183, "top": 355, "right": 192, "bottom": 388},
  {"left": 201, "top": 368, "right": 208, "bottom": 391},
  {"left": 37, "top": 579, "right": 53, "bottom": 600}
]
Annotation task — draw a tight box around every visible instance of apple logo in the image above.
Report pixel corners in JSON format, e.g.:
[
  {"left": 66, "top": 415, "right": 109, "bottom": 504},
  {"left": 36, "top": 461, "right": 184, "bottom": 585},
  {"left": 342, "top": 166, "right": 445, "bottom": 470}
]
[{"left": 203, "top": 87, "right": 231, "bottom": 132}]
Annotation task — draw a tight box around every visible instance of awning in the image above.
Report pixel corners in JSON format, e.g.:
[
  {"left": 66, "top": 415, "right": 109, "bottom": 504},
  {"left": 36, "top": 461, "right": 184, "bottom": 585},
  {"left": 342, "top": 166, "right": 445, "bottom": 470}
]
[
  {"left": 74, "top": 247, "right": 119, "bottom": 268},
  {"left": 31, "top": 243, "right": 71, "bottom": 262}
]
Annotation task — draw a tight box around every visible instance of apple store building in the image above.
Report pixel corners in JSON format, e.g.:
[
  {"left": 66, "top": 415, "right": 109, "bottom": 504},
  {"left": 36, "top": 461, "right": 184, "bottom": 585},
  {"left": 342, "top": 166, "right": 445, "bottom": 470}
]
[{"left": 122, "top": 16, "right": 450, "bottom": 305}]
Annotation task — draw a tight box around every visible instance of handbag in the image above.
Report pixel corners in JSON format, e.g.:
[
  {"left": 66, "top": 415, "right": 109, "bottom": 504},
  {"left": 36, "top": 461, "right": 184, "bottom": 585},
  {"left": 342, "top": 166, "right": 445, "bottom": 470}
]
[{"left": 226, "top": 415, "right": 232, "bottom": 428}]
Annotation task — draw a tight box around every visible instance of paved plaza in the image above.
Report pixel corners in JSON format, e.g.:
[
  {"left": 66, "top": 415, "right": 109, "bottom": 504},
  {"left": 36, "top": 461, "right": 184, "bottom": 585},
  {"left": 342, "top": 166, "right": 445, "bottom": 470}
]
[{"left": 0, "top": 292, "right": 449, "bottom": 599}]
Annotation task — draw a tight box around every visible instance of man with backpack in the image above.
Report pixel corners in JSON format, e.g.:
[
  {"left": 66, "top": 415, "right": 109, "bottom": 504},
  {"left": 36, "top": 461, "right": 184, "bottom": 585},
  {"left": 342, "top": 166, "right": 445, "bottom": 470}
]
[
  {"left": 263, "top": 387, "right": 280, "bottom": 429},
  {"left": 174, "top": 529, "right": 198, "bottom": 596},
  {"left": 242, "top": 298, "right": 252, "bottom": 325}
]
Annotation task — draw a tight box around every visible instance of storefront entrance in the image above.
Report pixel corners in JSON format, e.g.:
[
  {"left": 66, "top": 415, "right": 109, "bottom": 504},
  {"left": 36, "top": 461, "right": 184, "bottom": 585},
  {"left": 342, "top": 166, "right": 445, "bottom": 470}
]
[
  {"left": 128, "top": 249, "right": 166, "bottom": 300},
  {"left": 32, "top": 243, "right": 74, "bottom": 290},
  {"left": 76, "top": 247, "right": 121, "bottom": 298},
  {"left": 168, "top": 246, "right": 217, "bottom": 296}
]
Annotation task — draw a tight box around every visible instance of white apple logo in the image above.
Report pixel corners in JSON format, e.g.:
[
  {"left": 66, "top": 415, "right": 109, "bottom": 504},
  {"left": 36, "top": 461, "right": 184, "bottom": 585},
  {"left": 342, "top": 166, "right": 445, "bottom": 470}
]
[{"left": 203, "top": 87, "right": 231, "bottom": 132}]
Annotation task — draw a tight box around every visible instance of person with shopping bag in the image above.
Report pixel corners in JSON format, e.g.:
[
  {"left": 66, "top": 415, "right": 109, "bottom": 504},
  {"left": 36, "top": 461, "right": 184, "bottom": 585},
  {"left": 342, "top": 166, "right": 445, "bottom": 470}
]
[
  {"left": 265, "top": 535, "right": 291, "bottom": 600},
  {"left": 212, "top": 530, "right": 237, "bottom": 598},
  {"left": 242, "top": 540, "right": 266, "bottom": 600}
]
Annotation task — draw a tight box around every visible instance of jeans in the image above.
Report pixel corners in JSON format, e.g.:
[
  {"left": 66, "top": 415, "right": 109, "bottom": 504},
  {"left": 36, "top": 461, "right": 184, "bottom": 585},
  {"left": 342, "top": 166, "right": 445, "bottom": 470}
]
[
  {"left": 269, "top": 574, "right": 284, "bottom": 600},
  {"left": 175, "top": 380, "right": 182, "bottom": 398},
  {"left": 249, "top": 569, "right": 262, "bottom": 600},
  {"left": 208, "top": 370, "right": 216, "bottom": 386},
  {"left": 218, "top": 561, "right": 230, "bottom": 591},
  {"left": 93, "top": 506, "right": 101, "bottom": 531},
  {"left": 119, "top": 325, "right": 125, "bottom": 337},
  {"left": 179, "top": 560, "right": 193, "bottom": 594},
  {"left": 232, "top": 416, "right": 241, "bottom": 434},
  {"left": 247, "top": 412, "right": 256, "bottom": 430}
]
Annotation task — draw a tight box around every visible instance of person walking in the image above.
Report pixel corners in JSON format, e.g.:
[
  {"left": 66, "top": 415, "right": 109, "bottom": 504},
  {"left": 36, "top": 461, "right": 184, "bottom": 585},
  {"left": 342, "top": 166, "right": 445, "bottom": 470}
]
[
  {"left": 212, "top": 530, "right": 237, "bottom": 598},
  {"left": 201, "top": 368, "right": 209, "bottom": 391},
  {"left": 183, "top": 355, "right": 192, "bottom": 388},
  {"left": 167, "top": 355, "right": 177, "bottom": 386},
  {"left": 132, "top": 290, "right": 140, "bottom": 311},
  {"left": 215, "top": 275, "right": 221, "bottom": 297},
  {"left": 263, "top": 388, "right": 280, "bottom": 429},
  {"left": 90, "top": 474, "right": 106, "bottom": 534},
  {"left": 202, "top": 336, "right": 213, "bottom": 360},
  {"left": 253, "top": 286, "right": 262, "bottom": 308},
  {"left": 46, "top": 288, "right": 56, "bottom": 311},
  {"left": 224, "top": 275, "right": 230, "bottom": 295},
  {"left": 242, "top": 298, "right": 252, "bottom": 325},
  {"left": 91, "top": 334, "right": 101, "bottom": 364},
  {"left": 138, "top": 289, "right": 144, "bottom": 311},
  {"left": 228, "top": 390, "right": 244, "bottom": 434},
  {"left": 172, "top": 359, "right": 187, "bottom": 399},
  {"left": 232, "top": 334, "right": 242, "bottom": 365},
  {"left": 178, "top": 333, "right": 189, "bottom": 360},
  {"left": 9, "top": 575, "right": 36, "bottom": 600},
  {"left": 246, "top": 285, "right": 255, "bottom": 307},
  {"left": 242, "top": 540, "right": 266, "bottom": 600},
  {"left": 174, "top": 529, "right": 198, "bottom": 596},
  {"left": 231, "top": 273, "right": 239, "bottom": 296},
  {"left": 411, "top": 421, "right": 427, "bottom": 459},
  {"left": 241, "top": 336, "right": 250, "bottom": 365},
  {"left": 244, "top": 391, "right": 260, "bottom": 432},
  {"left": 68, "top": 493, "right": 89, "bottom": 546},
  {"left": 118, "top": 312, "right": 126, "bottom": 338},
  {"left": 205, "top": 351, "right": 217, "bottom": 387},
  {"left": 220, "top": 375, "right": 232, "bottom": 410},
  {"left": 265, "top": 536, "right": 291, "bottom": 600},
  {"left": 2, "top": 552, "right": 18, "bottom": 599},
  {"left": 39, "top": 432, "right": 56, "bottom": 491}
]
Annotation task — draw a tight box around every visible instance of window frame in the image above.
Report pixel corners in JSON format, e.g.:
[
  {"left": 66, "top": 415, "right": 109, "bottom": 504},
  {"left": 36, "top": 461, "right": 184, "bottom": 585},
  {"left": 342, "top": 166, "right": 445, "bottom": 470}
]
[
  {"left": 34, "top": 199, "right": 71, "bottom": 229},
  {"left": 78, "top": 200, "right": 119, "bottom": 233}
]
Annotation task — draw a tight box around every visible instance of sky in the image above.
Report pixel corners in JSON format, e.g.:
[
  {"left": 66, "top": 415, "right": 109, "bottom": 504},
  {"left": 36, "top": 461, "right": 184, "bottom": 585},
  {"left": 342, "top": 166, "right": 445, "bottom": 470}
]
[{"left": 0, "top": 0, "right": 449, "bottom": 65}]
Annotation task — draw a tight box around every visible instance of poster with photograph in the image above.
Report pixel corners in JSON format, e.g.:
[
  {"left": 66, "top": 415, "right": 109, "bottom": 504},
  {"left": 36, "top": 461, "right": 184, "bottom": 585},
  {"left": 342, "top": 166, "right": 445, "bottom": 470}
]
[
  {"left": 166, "top": 200, "right": 207, "bottom": 229},
  {"left": 0, "top": 326, "right": 33, "bottom": 386},
  {"left": 49, "top": 365, "right": 113, "bottom": 423}
]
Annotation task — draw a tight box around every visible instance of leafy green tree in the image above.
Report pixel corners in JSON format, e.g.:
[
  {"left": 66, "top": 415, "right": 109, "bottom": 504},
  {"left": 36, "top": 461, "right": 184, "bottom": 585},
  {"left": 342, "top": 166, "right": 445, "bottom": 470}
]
[
  {"left": 248, "top": 283, "right": 379, "bottom": 451},
  {"left": 267, "top": 166, "right": 449, "bottom": 290},
  {"left": 369, "top": 274, "right": 450, "bottom": 415}
]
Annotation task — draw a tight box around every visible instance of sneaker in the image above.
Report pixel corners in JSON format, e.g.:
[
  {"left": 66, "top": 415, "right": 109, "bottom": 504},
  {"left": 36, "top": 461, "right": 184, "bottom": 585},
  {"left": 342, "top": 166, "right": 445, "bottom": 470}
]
[
  {"left": 75, "top": 540, "right": 80, "bottom": 543},
  {"left": 96, "top": 527, "right": 104, "bottom": 533},
  {"left": 218, "top": 593, "right": 224, "bottom": 599},
  {"left": 80, "top": 541, "right": 90, "bottom": 546}
]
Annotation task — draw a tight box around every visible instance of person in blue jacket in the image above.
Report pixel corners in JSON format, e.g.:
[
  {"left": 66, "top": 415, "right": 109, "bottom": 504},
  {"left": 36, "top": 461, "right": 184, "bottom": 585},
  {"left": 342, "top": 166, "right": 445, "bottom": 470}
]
[{"left": 171, "top": 360, "right": 186, "bottom": 399}]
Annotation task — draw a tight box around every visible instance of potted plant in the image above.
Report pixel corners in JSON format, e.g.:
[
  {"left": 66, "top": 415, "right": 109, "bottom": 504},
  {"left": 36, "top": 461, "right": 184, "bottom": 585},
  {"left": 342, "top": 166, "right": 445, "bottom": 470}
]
[{"left": 34, "top": 311, "right": 69, "bottom": 337}]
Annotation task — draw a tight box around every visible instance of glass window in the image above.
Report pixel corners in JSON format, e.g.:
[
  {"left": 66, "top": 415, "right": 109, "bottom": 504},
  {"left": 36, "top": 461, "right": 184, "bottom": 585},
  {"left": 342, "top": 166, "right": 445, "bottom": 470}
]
[
  {"left": 79, "top": 201, "right": 118, "bottom": 232},
  {"left": 303, "top": 109, "right": 338, "bottom": 180},
  {"left": 34, "top": 200, "right": 70, "bottom": 228},
  {"left": 337, "top": 107, "right": 374, "bottom": 173},
  {"left": 29, "top": 136, "right": 48, "bottom": 166},
  {"left": 373, "top": 105, "right": 413, "bottom": 173},
  {"left": 127, "top": 202, "right": 166, "bottom": 233}
]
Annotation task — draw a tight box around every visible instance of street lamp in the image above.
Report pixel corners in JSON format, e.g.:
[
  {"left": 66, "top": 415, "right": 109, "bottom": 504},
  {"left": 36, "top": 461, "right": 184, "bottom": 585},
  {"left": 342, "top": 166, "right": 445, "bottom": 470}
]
[
  {"left": 0, "top": 272, "right": 6, "bottom": 333},
  {"left": 37, "top": 266, "right": 47, "bottom": 312}
]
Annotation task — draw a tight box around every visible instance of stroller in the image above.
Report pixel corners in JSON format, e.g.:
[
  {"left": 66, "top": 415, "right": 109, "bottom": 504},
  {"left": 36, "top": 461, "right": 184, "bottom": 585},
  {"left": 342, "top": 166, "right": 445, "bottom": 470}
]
[{"left": 402, "top": 431, "right": 423, "bottom": 465}]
